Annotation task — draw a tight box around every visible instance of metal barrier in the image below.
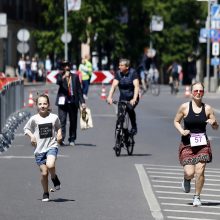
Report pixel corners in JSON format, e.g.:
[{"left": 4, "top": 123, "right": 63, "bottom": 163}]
[{"left": 0, "top": 78, "right": 24, "bottom": 133}]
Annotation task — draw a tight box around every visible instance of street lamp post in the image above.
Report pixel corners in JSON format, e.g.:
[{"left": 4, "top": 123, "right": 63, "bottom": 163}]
[
  {"left": 207, "top": 0, "right": 211, "bottom": 92},
  {"left": 64, "top": 0, "right": 68, "bottom": 61}
]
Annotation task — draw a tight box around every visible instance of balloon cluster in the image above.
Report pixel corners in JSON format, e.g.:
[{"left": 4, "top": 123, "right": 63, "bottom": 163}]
[{"left": 0, "top": 111, "right": 31, "bottom": 152}]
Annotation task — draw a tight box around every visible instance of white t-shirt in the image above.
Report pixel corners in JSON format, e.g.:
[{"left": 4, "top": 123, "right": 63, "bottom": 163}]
[
  {"left": 24, "top": 113, "right": 61, "bottom": 155},
  {"left": 31, "top": 61, "right": 38, "bottom": 71},
  {"left": 18, "top": 60, "right": 26, "bottom": 71}
]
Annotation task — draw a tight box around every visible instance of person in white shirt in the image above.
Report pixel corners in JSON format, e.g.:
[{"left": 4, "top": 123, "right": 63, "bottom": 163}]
[
  {"left": 24, "top": 94, "right": 62, "bottom": 202},
  {"left": 45, "top": 55, "right": 52, "bottom": 72},
  {"left": 31, "top": 57, "right": 38, "bottom": 82},
  {"left": 18, "top": 56, "right": 26, "bottom": 79}
]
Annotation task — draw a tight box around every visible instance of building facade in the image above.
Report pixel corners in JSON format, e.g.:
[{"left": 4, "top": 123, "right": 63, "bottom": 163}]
[{"left": 0, "top": 0, "right": 42, "bottom": 73}]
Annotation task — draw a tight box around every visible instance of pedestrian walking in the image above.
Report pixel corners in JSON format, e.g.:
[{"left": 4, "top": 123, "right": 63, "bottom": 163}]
[
  {"left": 25, "top": 55, "right": 32, "bottom": 82},
  {"left": 174, "top": 82, "right": 219, "bottom": 207},
  {"left": 56, "top": 60, "right": 86, "bottom": 146},
  {"left": 18, "top": 56, "right": 26, "bottom": 79},
  {"left": 45, "top": 54, "right": 52, "bottom": 72},
  {"left": 24, "top": 94, "right": 62, "bottom": 202},
  {"left": 31, "top": 57, "right": 38, "bottom": 82},
  {"left": 78, "top": 55, "right": 92, "bottom": 100}
]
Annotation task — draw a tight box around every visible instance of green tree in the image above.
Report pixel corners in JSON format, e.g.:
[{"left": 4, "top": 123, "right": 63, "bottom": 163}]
[{"left": 33, "top": 0, "right": 207, "bottom": 70}]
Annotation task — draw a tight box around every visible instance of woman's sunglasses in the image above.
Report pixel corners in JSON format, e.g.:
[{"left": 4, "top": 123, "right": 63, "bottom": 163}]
[{"left": 192, "top": 90, "right": 204, "bottom": 96}]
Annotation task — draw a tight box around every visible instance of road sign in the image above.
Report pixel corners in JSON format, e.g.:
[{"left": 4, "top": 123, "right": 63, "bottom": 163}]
[
  {"left": 17, "top": 42, "right": 29, "bottom": 54},
  {"left": 211, "top": 4, "right": 220, "bottom": 19},
  {"left": 211, "top": 19, "right": 220, "bottom": 29},
  {"left": 47, "top": 70, "right": 59, "bottom": 83},
  {"left": 47, "top": 70, "right": 114, "bottom": 84},
  {"left": 61, "top": 32, "right": 72, "bottom": 43},
  {"left": 90, "top": 71, "right": 114, "bottom": 84},
  {"left": 200, "top": 28, "right": 208, "bottom": 38},
  {"left": 17, "top": 29, "right": 30, "bottom": 42},
  {"left": 212, "top": 42, "right": 219, "bottom": 56},
  {"left": 151, "top": 16, "right": 163, "bottom": 32},
  {"left": 199, "top": 36, "right": 206, "bottom": 43},
  {"left": 0, "top": 13, "right": 7, "bottom": 25},
  {"left": 211, "top": 57, "right": 220, "bottom": 66},
  {"left": 0, "top": 25, "right": 8, "bottom": 38}
]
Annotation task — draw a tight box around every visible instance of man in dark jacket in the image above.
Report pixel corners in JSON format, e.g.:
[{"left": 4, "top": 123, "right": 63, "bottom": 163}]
[{"left": 55, "top": 61, "right": 86, "bottom": 146}]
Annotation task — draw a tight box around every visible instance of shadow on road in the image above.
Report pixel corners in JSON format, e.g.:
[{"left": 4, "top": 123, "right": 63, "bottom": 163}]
[
  {"left": 117, "top": 153, "right": 152, "bottom": 157},
  {"left": 50, "top": 198, "right": 75, "bottom": 203},
  {"left": 76, "top": 143, "right": 96, "bottom": 147},
  {"left": 187, "top": 202, "right": 220, "bottom": 206}
]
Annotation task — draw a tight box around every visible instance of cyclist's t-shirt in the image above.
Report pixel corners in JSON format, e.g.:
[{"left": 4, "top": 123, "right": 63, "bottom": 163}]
[{"left": 115, "top": 68, "right": 138, "bottom": 101}]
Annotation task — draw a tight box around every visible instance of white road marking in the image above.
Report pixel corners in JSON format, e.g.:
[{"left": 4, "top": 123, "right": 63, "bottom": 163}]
[
  {"left": 141, "top": 164, "right": 220, "bottom": 219},
  {"left": 156, "top": 191, "right": 220, "bottom": 197},
  {"left": 164, "top": 209, "right": 220, "bottom": 216},
  {"left": 152, "top": 179, "right": 220, "bottom": 186},
  {"left": 154, "top": 185, "right": 220, "bottom": 192},
  {"left": 0, "top": 154, "right": 69, "bottom": 159},
  {"left": 135, "top": 164, "right": 164, "bottom": 220},
  {"left": 150, "top": 175, "right": 220, "bottom": 182},
  {"left": 167, "top": 217, "right": 217, "bottom": 220},
  {"left": 147, "top": 171, "right": 220, "bottom": 178},
  {"left": 158, "top": 196, "right": 220, "bottom": 203},
  {"left": 162, "top": 202, "right": 220, "bottom": 209},
  {"left": 146, "top": 167, "right": 220, "bottom": 173}
]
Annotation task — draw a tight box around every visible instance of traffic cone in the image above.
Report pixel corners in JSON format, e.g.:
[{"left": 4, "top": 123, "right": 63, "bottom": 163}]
[
  {"left": 28, "top": 92, "right": 34, "bottom": 107},
  {"left": 100, "top": 84, "right": 107, "bottom": 100},
  {"left": 45, "top": 89, "right": 49, "bottom": 96},
  {"left": 185, "top": 86, "right": 191, "bottom": 98}
]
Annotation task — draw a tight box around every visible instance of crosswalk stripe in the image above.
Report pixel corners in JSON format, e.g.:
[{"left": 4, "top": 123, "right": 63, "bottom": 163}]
[
  {"left": 151, "top": 179, "right": 220, "bottom": 186},
  {"left": 164, "top": 209, "right": 220, "bottom": 216},
  {"left": 162, "top": 203, "right": 220, "bottom": 209},
  {"left": 167, "top": 216, "right": 217, "bottom": 220},
  {"left": 156, "top": 191, "right": 220, "bottom": 197},
  {"left": 150, "top": 175, "right": 220, "bottom": 182},
  {"left": 146, "top": 167, "right": 220, "bottom": 174},
  {"left": 158, "top": 196, "right": 220, "bottom": 203},
  {"left": 153, "top": 185, "right": 220, "bottom": 192}
]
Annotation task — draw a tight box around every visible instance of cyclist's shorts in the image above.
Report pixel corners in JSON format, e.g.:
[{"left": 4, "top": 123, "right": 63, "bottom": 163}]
[{"left": 172, "top": 72, "right": 179, "bottom": 81}]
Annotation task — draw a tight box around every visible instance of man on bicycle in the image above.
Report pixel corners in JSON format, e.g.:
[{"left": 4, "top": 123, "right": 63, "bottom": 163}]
[
  {"left": 107, "top": 58, "right": 139, "bottom": 135},
  {"left": 167, "top": 60, "right": 180, "bottom": 94}
]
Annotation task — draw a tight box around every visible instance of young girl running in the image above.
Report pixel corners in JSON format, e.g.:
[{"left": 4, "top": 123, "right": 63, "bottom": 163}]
[{"left": 24, "top": 94, "right": 62, "bottom": 202}]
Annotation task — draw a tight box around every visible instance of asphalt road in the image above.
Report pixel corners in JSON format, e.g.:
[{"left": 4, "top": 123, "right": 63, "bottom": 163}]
[{"left": 0, "top": 83, "right": 220, "bottom": 220}]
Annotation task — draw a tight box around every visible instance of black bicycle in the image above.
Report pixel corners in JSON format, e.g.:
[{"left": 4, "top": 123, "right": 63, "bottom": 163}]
[{"left": 113, "top": 101, "right": 135, "bottom": 157}]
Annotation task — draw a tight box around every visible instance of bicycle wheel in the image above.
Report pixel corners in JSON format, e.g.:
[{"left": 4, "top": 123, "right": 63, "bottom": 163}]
[
  {"left": 126, "top": 134, "right": 134, "bottom": 155},
  {"left": 114, "top": 129, "right": 122, "bottom": 156},
  {"left": 151, "top": 82, "right": 160, "bottom": 96}
]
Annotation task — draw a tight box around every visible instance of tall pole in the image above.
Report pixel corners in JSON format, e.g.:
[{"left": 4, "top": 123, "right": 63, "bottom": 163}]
[
  {"left": 207, "top": 0, "right": 211, "bottom": 92},
  {"left": 64, "top": 0, "right": 68, "bottom": 60}
]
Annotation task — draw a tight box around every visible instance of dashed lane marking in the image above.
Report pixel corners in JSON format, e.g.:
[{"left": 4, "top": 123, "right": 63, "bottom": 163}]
[{"left": 0, "top": 154, "right": 69, "bottom": 159}]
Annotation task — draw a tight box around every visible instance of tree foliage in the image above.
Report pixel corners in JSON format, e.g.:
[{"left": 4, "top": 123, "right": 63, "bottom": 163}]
[{"left": 33, "top": 0, "right": 207, "bottom": 68}]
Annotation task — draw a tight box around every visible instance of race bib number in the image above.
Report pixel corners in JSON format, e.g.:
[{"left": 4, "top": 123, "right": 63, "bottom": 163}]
[
  {"left": 58, "top": 96, "right": 65, "bottom": 105},
  {"left": 39, "top": 123, "right": 52, "bottom": 139},
  {"left": 190, "top": 133, "right": 207, "bottom": 147}
]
